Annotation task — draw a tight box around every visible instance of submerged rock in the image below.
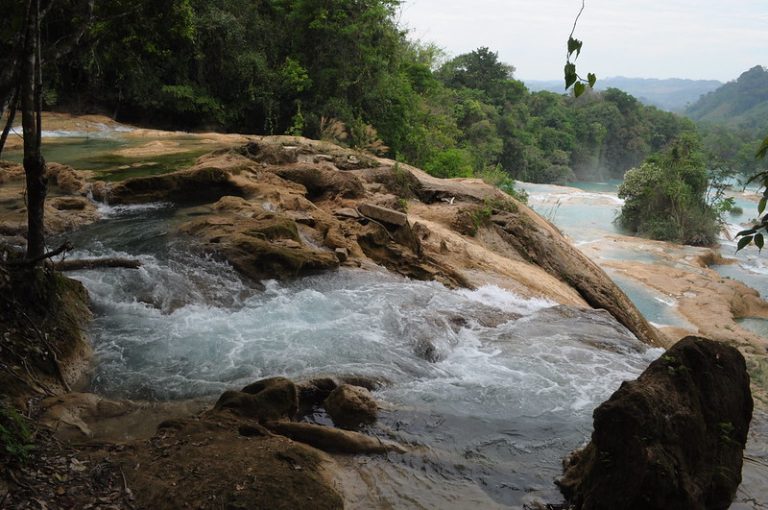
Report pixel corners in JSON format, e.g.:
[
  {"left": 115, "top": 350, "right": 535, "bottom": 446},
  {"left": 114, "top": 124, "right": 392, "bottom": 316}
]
[
  {"left": 324, "top": 384, "right": 378, "bottom": 429},
  {"left": 558, "top": 336, "right": 753, "bottom": 510}
]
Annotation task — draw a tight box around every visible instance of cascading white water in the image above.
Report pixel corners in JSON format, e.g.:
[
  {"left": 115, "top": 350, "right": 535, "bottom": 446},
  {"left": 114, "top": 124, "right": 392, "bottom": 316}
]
[{"left": 61, "top": 204, "right": 664, "bottom": 507}]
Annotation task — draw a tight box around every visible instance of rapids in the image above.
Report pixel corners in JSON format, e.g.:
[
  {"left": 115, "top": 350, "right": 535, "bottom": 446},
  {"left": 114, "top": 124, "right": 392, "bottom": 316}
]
[
  {"left": 15, "top": 128, "right": 766, "bottom": 507},
  {"left": 62, "top": 205, "right": 661, "bottom": 507}
]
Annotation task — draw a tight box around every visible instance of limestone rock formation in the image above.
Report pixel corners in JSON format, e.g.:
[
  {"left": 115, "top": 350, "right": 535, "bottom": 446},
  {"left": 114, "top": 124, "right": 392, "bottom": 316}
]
[
  {"left": 90, "top": 138, "right": 662, "bottom": 345},
  {"left": 558, "top": 336, "right": 753, "bottom": 510}
]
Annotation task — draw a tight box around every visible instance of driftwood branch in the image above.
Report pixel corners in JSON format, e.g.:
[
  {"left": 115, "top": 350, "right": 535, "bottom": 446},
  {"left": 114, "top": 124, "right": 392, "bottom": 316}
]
[
  {"left": 2, "top": 241, "right": 73, "bottom": 267},
  {"left": 55, "top": 257, "right": 142, "bottom": 271}
]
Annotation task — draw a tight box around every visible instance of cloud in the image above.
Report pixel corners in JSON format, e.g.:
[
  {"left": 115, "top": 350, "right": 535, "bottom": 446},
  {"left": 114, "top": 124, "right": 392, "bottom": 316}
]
[{"left": 399, "top": 0, "right": 767, "bottom": 81}]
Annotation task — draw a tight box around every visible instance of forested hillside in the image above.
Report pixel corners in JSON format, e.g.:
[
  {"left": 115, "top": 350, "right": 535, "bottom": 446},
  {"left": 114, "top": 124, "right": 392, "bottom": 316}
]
[
  {"left": 683, "top": 66, "right": 768, "bottom": 178},
  {"left": 12, "top": 0, "right": 694, "bottom": 184},
  {"left": 527, "top": 77, "right": 722, "bottom": 111},
  {"left": 686, "top": 66, "right": 768, "bottom": 131}
]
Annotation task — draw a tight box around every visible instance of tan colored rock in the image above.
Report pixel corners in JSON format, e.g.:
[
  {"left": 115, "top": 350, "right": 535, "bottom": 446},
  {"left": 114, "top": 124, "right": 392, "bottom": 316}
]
[
  {"left": 107, "top": 166, "right": 245, "bottom": 205},
  {"left": 324, "top": 384, "right": 378, "bottom": 429},
  {"left": 214, "top": 376, "right": 299, "bottom": 422},
  {"left": 272, "top": 164, "right": 365, "bottom": 199},
  {"left": 47, "top": 163, "right": 88, "bottom": 194},
  {"left": 40, "top": 393, "right": 136, "bottom": 438},
  {"left": 358, "top": 202, "right": 408, "bottom": 227},
  {"left": 265, "top": 421, "right": 405, "bottom": 455}
]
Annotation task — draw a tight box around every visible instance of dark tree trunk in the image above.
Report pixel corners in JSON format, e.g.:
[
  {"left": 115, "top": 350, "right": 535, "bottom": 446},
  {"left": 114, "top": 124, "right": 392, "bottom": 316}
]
[{"left": 21, "top": 0, "right": 47, "bottom": 261}]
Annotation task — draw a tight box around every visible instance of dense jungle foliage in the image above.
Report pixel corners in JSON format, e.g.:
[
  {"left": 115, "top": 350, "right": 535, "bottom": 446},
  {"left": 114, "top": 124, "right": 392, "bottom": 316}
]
[
  {"left": 686, "top": 66, "right": 768, "bottom": 182},
  {"left": 616, "top": 135, "right": 724, "bottom": 245},
  {"left": 2, "top": 0, "right": 703, "bottom": 187}
]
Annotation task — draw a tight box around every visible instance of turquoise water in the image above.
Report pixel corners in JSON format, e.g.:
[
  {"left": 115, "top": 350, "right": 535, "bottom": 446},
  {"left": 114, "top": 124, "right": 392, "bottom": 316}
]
[
  {"left": 569, "top": 180, "right": 623, "bottom": 193},
  {"left": 59, "top": 205, "right": 662, "bottom": 508},
  {"left": 4, "top": 133, "right": 211, "bottom": 181},
  {"left": 737, "top": 318, "right": 768, "bottom": 338},
  {"left": 607, "top": 270, "right": 694, "bottom": 329}
]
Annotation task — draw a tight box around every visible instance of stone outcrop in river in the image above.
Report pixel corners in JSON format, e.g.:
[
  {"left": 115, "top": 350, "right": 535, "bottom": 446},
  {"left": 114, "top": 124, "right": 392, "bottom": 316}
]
[
  {"left": 558, "top": 336, "right": 753, "bottom": 510},
  {"left": 100, "top": 137, "right": 662, "bottom": 346}
]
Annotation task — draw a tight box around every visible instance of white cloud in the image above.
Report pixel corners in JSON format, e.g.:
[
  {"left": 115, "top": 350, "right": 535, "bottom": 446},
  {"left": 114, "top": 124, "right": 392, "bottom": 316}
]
[{"left": 399, "top": 0, "right": 768, "bottom": 81}]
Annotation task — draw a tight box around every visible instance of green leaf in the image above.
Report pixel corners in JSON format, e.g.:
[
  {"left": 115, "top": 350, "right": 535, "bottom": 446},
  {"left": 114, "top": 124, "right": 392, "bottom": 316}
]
[
  {"left": 736, "top": 228, "right": 757, "bottom": 237},
  {"left": 574, "top": 82, "right": 586, "bottom": 97},
  {"left": 588, "top": 73, "right": 597, "bottom": 88},
  {"left": 755, "top": 233, "right": 764, "bottom": 251},
  {"left": 567, "top": 37, "right": 583, "bottom": 58},
  {"left": 745, "top": 171, "right": 768, "bottom": 187},
  {"left": 737, "top": 235, "right": 753, "bottom": 251},
  {"left": 757, "top": 136, "right": 768, "bottom": 160},
  {"left": 760, "top": 197, "right": 767, "bottom": 215},
  {"left": 564, "top": 63, "right": 577, "bottom": 89}
]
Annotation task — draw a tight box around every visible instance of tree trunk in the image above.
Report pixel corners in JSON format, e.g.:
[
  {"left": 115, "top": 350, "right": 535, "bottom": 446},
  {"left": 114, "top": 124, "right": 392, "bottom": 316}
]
[{"left": 21, "top": 0, "right": 46, "bottom": 261}]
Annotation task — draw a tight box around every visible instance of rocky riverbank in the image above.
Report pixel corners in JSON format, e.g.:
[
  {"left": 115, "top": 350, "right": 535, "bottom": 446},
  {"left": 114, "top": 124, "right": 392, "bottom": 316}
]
[{"left": 1, "top": 116, "right": 766, "bottom": 508}]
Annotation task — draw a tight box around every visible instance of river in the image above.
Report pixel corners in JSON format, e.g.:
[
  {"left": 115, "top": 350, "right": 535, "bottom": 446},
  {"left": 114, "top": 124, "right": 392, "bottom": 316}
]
[{"left": 5, "top": 126, "right": 766, "bottom": 508}]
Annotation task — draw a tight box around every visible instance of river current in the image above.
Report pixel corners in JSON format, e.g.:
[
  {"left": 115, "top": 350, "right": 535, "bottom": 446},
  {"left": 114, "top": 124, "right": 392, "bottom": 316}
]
[{"left": 10, "top": 128, "right": 764, "bottom": 508}]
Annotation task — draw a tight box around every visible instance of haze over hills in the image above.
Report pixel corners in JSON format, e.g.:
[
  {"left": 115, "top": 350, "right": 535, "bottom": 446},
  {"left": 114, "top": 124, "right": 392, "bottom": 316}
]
[
  {"left": 684, "top": 65, "right": 768, "bottom": 133},
  {"left": 525, "top": 76, "right": 723, "bottom": 112}
]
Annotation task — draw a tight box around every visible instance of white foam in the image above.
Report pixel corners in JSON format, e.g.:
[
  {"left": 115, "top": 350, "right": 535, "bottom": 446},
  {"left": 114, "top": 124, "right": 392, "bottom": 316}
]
[
  {"left": 456, "top": 285, "right": 555, "bottom": 315},
  {"left": 94, "top": 201, "right": 171, "bottom": 218}
]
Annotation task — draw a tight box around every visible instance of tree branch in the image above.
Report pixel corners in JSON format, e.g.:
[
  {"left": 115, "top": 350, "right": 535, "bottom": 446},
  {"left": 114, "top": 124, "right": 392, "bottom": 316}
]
[{"left": 55, "top": 257, "right": 142, "bottom": 271}]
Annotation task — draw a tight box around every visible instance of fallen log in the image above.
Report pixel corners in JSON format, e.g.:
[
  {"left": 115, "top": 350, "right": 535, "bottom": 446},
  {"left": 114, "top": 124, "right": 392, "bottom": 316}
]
[{"left": 55, "top": 257, "right": 142, "bottom": 271}]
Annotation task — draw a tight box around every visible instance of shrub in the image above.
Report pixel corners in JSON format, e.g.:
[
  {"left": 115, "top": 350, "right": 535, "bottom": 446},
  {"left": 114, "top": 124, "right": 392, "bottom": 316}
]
[
  {"left": 616, "top": 136, "right": 722, "bottom": 246},
  {"left": 0, "top": 403, "right": 34, "bottom": 465},
  {"left": 424, "top": 148, "right": 474, "bottom": 178}
]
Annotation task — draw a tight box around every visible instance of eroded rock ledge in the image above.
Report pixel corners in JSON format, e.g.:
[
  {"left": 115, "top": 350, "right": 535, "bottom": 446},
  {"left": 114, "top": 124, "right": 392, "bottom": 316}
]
[{"left": 99, "top": 137, "right": 662, "bottom": 346}]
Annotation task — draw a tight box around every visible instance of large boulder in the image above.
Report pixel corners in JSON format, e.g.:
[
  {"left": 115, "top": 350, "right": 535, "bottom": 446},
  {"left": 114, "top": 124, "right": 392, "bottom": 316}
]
[
  {"left": 558, "top": 336, "right": 753, "bottom": 510},
  {"left": 323, "top": 384, "right": 378, "bottom": 429}
]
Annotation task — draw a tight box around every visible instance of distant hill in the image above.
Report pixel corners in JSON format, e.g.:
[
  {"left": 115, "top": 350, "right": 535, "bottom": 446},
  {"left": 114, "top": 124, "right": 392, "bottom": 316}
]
[
  {"left": 684, "top": 65, "right": 768, "bottom": 133},
  {"left": 525, "top": 77, "right": 722, "bottom": 111}
]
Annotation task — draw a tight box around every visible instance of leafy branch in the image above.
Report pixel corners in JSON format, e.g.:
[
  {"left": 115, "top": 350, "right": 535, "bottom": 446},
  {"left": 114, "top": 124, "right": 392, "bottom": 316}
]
[
  {"left": 734, "top": 169, "right": 768, "bottom": 252},
  {"left": 564, "top": 0, "right": 596, "bottom": 97}
]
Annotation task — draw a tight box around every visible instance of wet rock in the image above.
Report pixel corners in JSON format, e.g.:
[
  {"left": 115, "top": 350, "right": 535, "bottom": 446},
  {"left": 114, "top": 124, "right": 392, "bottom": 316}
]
[
  {"left": 558, "top": 336, "right": 753, "bottom": 510},
  {"left": 358, "top": 203, "right": 408, "bottom": 227},
  {"left": 214, "top": 377, "right": 299, "bottom": 422},
  {"left": 265, "top": 421, "right": 405, "bottom": 455},
  {"left": 324, "top": 384, "right": 378, "bottom": 429},
  {"left": 337, "top": 375, "right": 390, "bottom": 391},
  {"left": 48, "top": 196, "right": 88, "bottom": 211},
  {"left": 490, "top": 207, "right": 662, "bottom": 346},
  {"left": 180, "top": 200, "right": 339, "bottom": 281},
  {"left": 298, "top": 378, "right": 339, "bottom": 409}
]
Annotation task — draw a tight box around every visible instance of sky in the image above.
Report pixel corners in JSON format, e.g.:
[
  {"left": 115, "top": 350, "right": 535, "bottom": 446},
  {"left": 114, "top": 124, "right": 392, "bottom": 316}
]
[{"left": 397, "top": 0, "right": 768, "bottom": 82}]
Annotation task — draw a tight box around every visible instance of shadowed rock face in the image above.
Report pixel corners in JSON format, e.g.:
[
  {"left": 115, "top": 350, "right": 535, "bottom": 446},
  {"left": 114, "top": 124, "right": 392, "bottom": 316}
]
[{"left": 558, "top": 336, "right": 753, "bottom": 510}]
